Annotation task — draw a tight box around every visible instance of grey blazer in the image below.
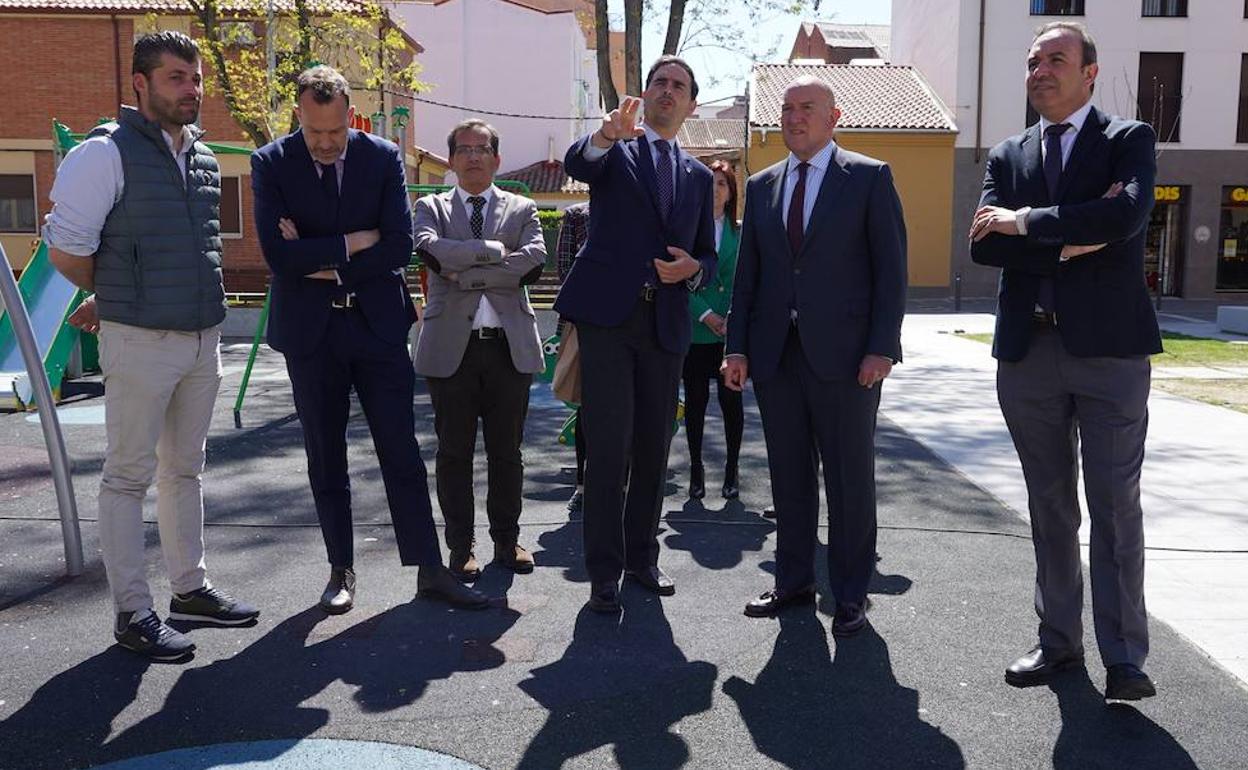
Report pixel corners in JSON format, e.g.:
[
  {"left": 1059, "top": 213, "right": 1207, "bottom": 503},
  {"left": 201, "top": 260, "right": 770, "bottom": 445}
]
[{"left": 412, "top": 187, "right": 547, "bottom": 378}]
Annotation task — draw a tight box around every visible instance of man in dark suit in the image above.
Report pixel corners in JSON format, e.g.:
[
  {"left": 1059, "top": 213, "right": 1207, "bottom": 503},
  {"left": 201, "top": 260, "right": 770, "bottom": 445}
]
[
  {"left": 722, "top": 76, "right": 906, "bottom": 637},
  {"left": 251, "top": 65, "right": 487, "bottom": 614},
  {"left": 555, "top": 56, "right": 718, "bottom": 612},
  {"left": 969, "top": 22, "right": 1161, "bottom": 701}
]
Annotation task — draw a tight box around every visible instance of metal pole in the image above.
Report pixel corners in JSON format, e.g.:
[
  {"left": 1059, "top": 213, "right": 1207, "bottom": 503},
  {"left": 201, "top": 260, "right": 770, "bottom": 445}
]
[
  {"left": 0, "top": 243, "right": 83, "bottom": 576},
  {"left": 954, "top": 272, "right": 963, "bottom": 312},
  {"left": 232, "top": 288, "right": 271, "bottom": 428}
]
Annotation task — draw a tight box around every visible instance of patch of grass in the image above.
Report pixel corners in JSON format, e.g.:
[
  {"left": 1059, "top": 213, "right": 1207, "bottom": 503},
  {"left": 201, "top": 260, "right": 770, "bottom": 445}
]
[
  {"left": 955, "top": 331, "right": 1248, "bottom": 368},
  {"left": 1153, "top": 379, "right": 1248, "bottom": 415}
]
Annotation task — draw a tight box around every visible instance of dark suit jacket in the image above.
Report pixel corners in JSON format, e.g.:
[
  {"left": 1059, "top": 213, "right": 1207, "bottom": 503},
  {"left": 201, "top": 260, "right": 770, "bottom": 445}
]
[
  {"left": 971, "top": 105, "right": 1163, "bottom": 362},
  {"left": 251, "top": 129, "right": 415, "bottom": 357},
  {"left": 726, "top": 145, "right": 907, "bottom": 383},
  {"left": 553, "top": 133, "right": 717, "bottom": 354}
]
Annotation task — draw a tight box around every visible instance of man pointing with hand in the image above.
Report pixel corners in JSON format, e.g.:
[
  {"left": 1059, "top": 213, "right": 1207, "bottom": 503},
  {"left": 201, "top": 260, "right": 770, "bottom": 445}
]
[{"left": 554, "top": 55, "right": 718, "bottom": 614}]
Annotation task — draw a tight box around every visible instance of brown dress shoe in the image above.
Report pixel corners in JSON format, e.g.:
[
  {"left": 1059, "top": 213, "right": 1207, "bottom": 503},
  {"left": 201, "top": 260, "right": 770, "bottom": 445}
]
[
  {"left": 494, "top": 543, "right": 535, "bottom": 573},
  {"left": 449, "top": 550, "right": 481, "bottom": 582},
  {"left": 416, "top": 565, "right": 490, "bottom": 609},
  {"left": 319, "top": 567, "right": 355, "bottom": 615}
]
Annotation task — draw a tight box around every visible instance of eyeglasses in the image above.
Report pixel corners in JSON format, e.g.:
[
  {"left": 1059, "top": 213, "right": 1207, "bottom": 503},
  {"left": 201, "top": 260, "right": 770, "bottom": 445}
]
[{"left": 453, "top": 145, "right": 494, "bottom": 158}]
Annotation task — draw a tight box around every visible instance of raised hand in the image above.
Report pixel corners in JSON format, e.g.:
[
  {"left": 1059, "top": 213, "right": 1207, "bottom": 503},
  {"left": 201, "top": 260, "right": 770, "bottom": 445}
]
[{"left": 594, "top": 96, "right": 645, "bottom": 147}]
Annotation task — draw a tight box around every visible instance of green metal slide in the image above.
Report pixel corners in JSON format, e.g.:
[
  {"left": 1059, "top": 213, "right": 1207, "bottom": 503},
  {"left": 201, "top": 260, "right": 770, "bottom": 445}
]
[{"left": 0, "top": 239, "right": 88, "bottom": 410}]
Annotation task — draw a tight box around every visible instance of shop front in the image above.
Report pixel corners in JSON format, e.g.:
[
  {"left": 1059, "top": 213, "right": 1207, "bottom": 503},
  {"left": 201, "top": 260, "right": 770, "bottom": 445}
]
[
  {"left": 1146, "top": 184, "right": 1188, "bottom": 296},
  {"left": 1218, "top": 185, "right": 1248, "bottom": 292}
]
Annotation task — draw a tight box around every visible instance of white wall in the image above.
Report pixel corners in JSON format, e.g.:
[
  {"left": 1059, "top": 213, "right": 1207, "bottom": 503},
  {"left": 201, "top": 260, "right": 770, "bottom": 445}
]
[
  {"left": 894, "top": 0, "right": 1248, "bottom": 151},
  {"left": 389, "top": 0, "right": 598, "bottom": 175}
]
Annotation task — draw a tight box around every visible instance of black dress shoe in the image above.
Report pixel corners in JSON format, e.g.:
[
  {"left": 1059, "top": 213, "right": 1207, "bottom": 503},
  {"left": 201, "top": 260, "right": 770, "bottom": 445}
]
[
  {"left": 587, "top": 581, "right": 621, "bottom": 613},
  {"left": 416, "top": 565, "right": 490, "bottom": 609},
  {"left": 319, "top": 567, "right": 356, "bottom": 615},
  {"left": 1105, "top": 663, "right": 1156, "bottom": 701},
  {"left": 744, "top": 585, "right": 815, "bottom": 617},
  {"left": 1004, "top": 645, "right": 1085, "bottom": 688},
  {"left": 762, "top": 507, "right": 777, "bottom": 519},
  {"left": 626, "top": 565, "right": 676, "bottom": 596},
  {"left": 566, "top": 489, "right": 584, "bottom": 513},
  {"left": 722, "top": 465, "right": 739, "bottom": 500},
  {"left": 688, "top": 464, "right": 705, "bottom": 500},
  {"left": 831, "top": 601, "right": 868, "bottom": 637}
]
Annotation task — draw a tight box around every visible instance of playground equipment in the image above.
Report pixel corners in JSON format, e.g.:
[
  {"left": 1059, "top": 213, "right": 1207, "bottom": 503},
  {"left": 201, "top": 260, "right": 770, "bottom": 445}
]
[
  {"left": 0, "top": 240, "right": 88, "bottom": 410},
  {"left": 0, "top": 241, "right": 84, "bottom": 576}
]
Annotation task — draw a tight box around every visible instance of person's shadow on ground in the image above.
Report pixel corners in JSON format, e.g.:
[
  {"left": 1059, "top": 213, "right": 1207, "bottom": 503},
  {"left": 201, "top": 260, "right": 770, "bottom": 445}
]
[
  {"left": 0, "top": 601, "right": 521, "bottom": 770},
  {"left": 1049, "top": 671, "right": 1196, "bottom": 769},
  {"left": 723, "top": 607, "right": 966, "bottom": 770},
  {"left": 515, "top": 591, "right": 718, "bottom": 769},
  {"left": 662, "top": 500, "right": 776, "bottom": 571}
]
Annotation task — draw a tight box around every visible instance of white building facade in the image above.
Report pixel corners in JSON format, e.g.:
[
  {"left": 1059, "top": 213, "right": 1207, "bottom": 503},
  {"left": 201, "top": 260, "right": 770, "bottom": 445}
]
[
  {"left": 891, "top": 0, "right": 1248, "bottom": 298},
  {"left": 388, "top": 0, "right": 600, "bottom": 177}
]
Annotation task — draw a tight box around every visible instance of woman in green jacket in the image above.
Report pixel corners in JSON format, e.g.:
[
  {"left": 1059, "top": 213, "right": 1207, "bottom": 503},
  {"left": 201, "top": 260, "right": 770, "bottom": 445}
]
[{"left": 684, "top": 160, "right": 743, "bottom": 500}]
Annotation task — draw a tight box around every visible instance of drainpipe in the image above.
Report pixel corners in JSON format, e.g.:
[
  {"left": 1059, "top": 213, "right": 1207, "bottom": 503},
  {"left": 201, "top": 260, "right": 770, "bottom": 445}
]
[
  {"left": 974, "top": 0, "right": 986, "bottom": 163},
  {"left": 112, "top": 15, "right": 122, "bottom": 112}
]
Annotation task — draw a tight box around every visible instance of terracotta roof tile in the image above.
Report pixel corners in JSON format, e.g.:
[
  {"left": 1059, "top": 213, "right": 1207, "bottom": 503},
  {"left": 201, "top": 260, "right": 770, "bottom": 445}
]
[
  {"left": 497, "top": 159, "right": 586, "bottom": 195},
  {"left": 0, "top": 0, "right": 367, "bottom": 14},
  {"left": 749, "top": 63, "right": 955, "bottom": 131}
]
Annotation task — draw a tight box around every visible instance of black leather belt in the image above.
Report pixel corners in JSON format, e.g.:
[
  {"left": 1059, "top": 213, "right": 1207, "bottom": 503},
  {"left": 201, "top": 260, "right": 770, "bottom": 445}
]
[
  {"left": 473, "top": 326, "right": 505, "bottom": 340},
  {"left": 639, "top": 285, "right": 657, "bottom": 302},
  {"left": 1032, "top": 310, "right": 1057, "bottom": 327},
  {"left": 330, "top": 293, "right": 357, "bottom": 309}
]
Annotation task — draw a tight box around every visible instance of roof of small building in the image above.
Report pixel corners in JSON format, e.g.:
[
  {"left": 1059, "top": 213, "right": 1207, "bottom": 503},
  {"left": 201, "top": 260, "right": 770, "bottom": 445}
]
[
  {"left": 805, "top": 21, "right": 890, "bottom": 59},
  {"left": 1, "top": 0, "right": 391, "bottom": 17},
  {"left": 677, "top": 118, "right": 746, "bottom": 150},
  {"left": 497, "top": 159, "right": 587, "bottom": 195},
  {"left": 749, "top": 63, "right": 955, "bottom": 132}
]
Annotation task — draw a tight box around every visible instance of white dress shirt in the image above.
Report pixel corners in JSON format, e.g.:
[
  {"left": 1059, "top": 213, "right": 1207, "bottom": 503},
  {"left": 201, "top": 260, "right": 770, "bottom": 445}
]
[
  {"left": 781, "top": 138, "right": 837, "bottom": 235},
  {"left": 456, "top": 184, "right": 504, "bottom": 329},
  {"left": 43, "top": 124, "right": 195, "bottom": 256}
]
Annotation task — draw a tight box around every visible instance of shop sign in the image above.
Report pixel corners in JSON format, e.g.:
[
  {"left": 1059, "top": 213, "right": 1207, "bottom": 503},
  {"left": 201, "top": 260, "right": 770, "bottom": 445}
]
[{"left": 1155, "top": 185, "right": 1182, "bottom": 202}]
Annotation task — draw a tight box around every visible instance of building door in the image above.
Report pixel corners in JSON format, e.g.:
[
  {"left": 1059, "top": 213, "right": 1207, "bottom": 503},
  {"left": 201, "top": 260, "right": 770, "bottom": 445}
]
[{"left": 1146, "top": 185, "right": 1187, "bottom": 296}]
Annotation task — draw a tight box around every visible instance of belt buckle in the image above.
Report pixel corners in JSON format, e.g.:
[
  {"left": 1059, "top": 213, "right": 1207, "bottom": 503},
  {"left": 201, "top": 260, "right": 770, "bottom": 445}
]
[
  {"left": 476, "top": 326, "right": 500, "bottom": 340},
  {"left": 331, "top": 294, "right": 356, "bottom": 309},
  {"left": 641, "top": 285, "right": 657, "bottom": 302}
]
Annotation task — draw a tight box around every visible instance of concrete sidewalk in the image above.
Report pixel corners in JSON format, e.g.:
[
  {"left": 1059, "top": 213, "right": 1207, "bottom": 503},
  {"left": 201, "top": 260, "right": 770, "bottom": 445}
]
[{"left": 884, "top": 313, "right": 1248, "bottom": 686}]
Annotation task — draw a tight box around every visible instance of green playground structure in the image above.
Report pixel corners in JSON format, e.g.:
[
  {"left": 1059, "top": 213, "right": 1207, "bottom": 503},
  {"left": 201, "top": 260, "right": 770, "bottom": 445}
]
[{"left": 0, "top": 239, "right": 90, "bottom": 410}]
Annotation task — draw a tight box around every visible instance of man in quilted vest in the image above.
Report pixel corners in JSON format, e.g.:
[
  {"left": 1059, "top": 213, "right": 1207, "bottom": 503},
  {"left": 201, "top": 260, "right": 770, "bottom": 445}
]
[{"left": 45, "top": 31, "right": 258, "bottom": 662}]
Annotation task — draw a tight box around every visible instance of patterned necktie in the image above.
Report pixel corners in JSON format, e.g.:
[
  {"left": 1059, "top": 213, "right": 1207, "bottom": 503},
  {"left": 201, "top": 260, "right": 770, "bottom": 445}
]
[
  {"left": 468, "top": 195, "right": 486, "bottom": 239},
  {"left": 1043, "top": 123, "right": 1071, "bottom": 201},
  {"left": 654, "top": 139, "right": 674, "bottom": 220},
  {"left": 787, "top": 161, "right": 810, "bottom": 257}
]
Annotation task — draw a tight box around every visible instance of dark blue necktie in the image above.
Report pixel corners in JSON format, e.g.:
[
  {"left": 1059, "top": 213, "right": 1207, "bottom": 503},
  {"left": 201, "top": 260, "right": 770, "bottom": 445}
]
[
  {"left": 1037, "top": 124, "right": 1069, "bottom": 312},
  {"left": 1043, "top": 123, "right": 1071, "bottom": 201},
  {"left": 319, "top": 161, "right": 339, "bottom": 219},
  {"left": 654, "top": 139, "right": 674, "bottom": 220},
  {"left": 468, "top": 196, "right": 486, "bottom": 239}
]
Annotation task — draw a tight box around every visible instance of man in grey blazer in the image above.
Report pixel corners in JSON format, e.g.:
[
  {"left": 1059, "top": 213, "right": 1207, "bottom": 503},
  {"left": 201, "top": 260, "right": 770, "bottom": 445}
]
[
  {"left": 413, "top": 119, "right": 547, "bottom": 581},
  {"left": 722, "top": 76, "right": 907, "bottom": 635}
]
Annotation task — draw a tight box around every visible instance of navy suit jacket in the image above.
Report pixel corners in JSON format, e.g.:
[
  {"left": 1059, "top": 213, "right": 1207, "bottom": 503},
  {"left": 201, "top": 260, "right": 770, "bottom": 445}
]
[
  {"left": 725, "top": 145, "right": 907, "bottom": 384},
  {"left": 251, "top": 129, "right": 415, "bottom": 357},
  {"left": 971, "top": 106, "right": 1162, "bottom": 362},
  {"left": 553, "top": 133, "right": 717, "bottom": 354}
]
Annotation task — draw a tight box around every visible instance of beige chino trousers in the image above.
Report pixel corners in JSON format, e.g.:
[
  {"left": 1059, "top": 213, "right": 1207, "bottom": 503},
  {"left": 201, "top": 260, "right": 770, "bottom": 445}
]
[{"left": 96, "top": 320, "right": 222, "bottom": 613}]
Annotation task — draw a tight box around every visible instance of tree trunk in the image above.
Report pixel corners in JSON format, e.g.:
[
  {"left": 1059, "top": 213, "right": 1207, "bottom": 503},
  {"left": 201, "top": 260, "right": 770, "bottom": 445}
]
[
  {"left": 624, "top": 0, "right": 642, "bottom": 96},
  {"left": 287, "top": 0, "right": 314, "bottom": 135},
  {"left": 663, "top": 0, "right": 686, "bottom": 55},
  {"left": 594, "top": 0, "right": 618, "bottom": 111},
  {"left": 191, "top": 0, "right": 270, "bottom": 147}
]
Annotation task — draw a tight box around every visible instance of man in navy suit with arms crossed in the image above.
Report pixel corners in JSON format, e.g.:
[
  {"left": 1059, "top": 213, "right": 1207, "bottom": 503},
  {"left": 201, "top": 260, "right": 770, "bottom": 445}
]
[
  {"left": 556, "top": 56, "right": 717, "bottom": 613},
  {"left": 969, "top": 22, "right": 1162, "bottom": 701},
  {"left": 251, "top": 65, "right": 487, "bottom": 614}
]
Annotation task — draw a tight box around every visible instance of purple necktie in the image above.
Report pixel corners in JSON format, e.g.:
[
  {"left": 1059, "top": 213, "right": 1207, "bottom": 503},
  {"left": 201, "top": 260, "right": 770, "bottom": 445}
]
[{"left": 654, "top": 139, "right": 674, "bottom": 220}]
